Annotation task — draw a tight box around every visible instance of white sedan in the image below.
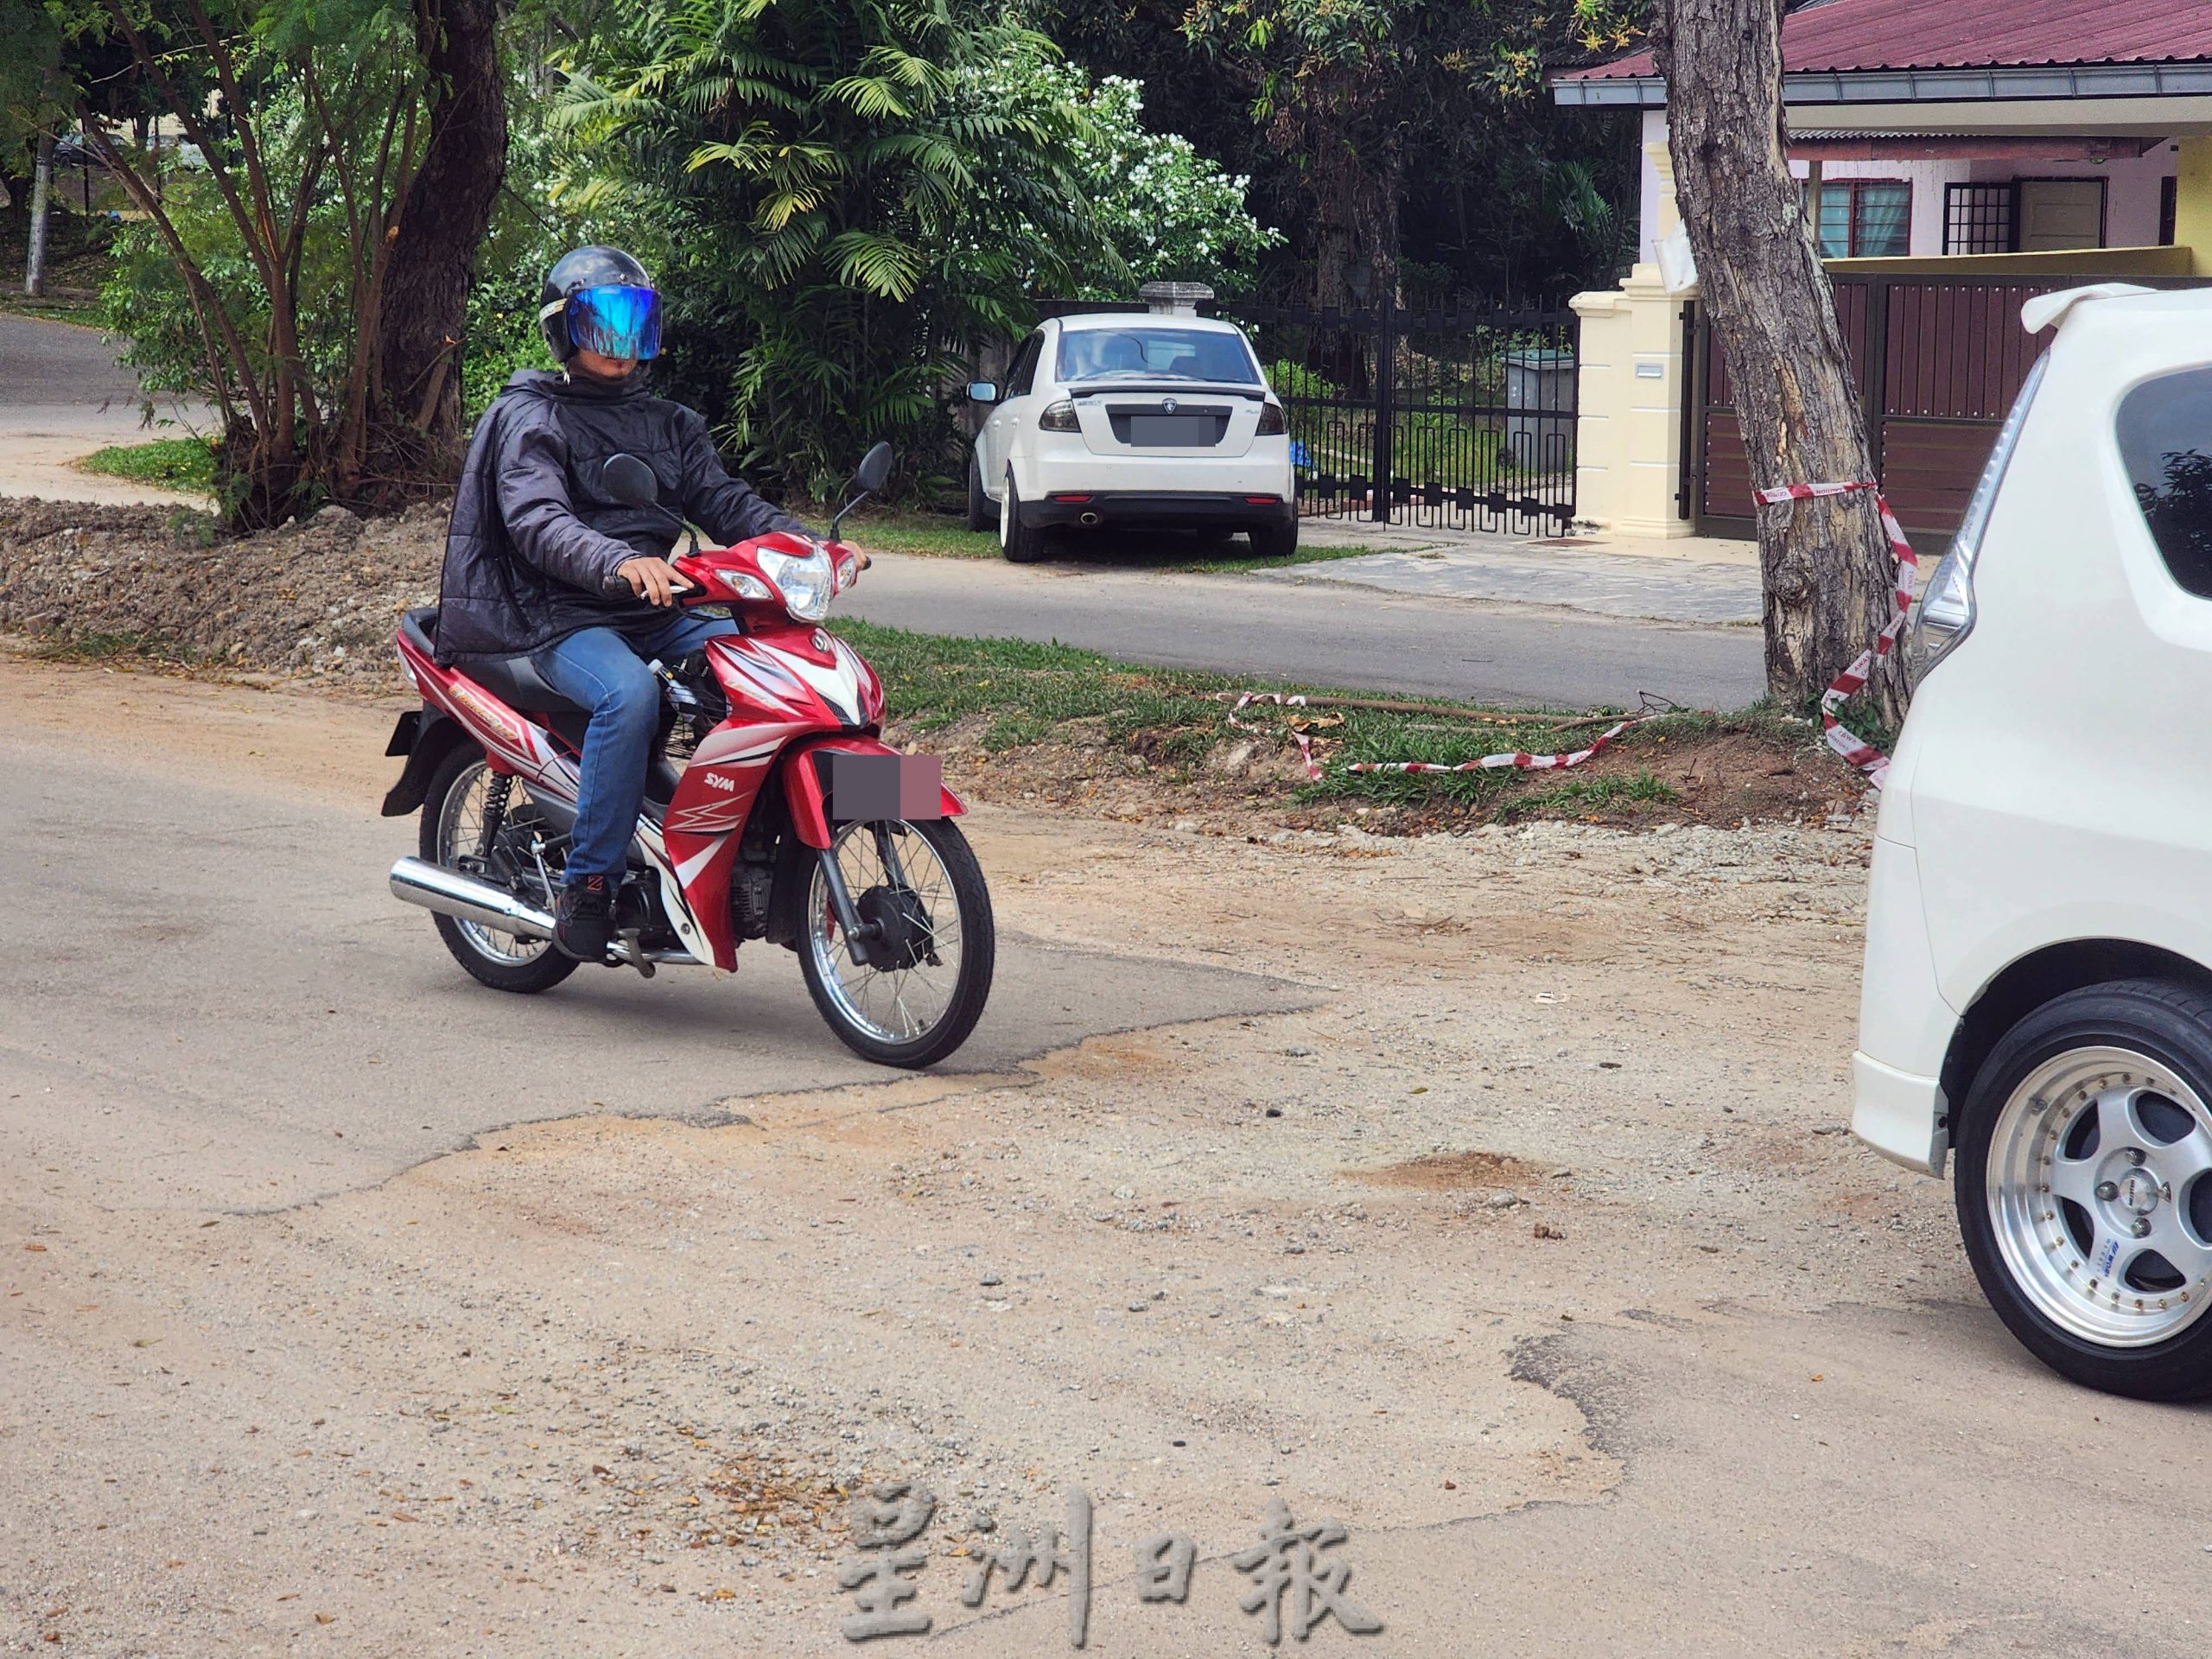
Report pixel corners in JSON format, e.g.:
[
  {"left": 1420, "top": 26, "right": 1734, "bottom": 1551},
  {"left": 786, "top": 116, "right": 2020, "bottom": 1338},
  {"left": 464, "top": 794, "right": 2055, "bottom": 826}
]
[{"left": 964, "top": 312, "right": 1297, "bottom": 562}]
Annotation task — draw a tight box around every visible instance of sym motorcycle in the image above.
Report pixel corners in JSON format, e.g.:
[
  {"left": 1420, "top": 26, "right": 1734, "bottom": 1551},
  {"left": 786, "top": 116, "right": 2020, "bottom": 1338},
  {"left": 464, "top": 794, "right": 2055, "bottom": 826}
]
[{"left": 380, "top": 442, "right": 994, "bottom": 1068}]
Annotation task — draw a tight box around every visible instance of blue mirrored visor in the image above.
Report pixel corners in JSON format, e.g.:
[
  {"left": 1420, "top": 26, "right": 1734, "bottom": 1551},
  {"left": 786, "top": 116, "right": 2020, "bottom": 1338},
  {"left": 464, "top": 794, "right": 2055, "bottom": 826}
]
[{"left": 565, "top": 284, "right": 662, "bottom": 360}]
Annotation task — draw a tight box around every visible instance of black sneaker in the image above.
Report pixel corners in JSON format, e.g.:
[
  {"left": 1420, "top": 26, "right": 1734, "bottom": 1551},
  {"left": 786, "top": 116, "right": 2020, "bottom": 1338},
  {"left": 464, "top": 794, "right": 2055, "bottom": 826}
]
[{"left": 555, "top": 874, "right": 615, "bottom": 962}]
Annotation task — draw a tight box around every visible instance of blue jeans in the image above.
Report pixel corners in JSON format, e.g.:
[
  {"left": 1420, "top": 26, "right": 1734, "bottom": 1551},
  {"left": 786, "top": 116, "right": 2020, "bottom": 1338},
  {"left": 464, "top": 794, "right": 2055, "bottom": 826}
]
[{"left": 531, "top": 613, "right": 737, "bottom": 881}]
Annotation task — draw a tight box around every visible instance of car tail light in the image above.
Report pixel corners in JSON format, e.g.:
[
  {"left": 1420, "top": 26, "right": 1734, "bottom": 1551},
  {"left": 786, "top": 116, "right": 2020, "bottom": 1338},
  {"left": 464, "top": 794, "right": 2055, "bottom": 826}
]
[
  {"left": 1243, "top": 495, "right": 1281, "bottom": 505},
  {"left": 1255, "top": 401, "right": 1287, "bottom": 435},
  {"left": 1039, "top": 399, "right": 1079, "bottom": 432},
  {"left": 1050, "top": 493, "right": 1093, "bottom": 503},
  {"left": 1910, "top": 351, "right": 2048, "bottom": 685}
]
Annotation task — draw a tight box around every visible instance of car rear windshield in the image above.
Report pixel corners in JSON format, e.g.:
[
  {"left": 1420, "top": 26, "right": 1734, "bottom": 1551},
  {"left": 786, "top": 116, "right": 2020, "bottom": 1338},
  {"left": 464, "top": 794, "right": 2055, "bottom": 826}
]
[
  {"left": 1057, "top": 326, "right": 1260, "bottom": 385},
  {"left": 2117, "top": 365, "right": 2212, "bottom": 598}
]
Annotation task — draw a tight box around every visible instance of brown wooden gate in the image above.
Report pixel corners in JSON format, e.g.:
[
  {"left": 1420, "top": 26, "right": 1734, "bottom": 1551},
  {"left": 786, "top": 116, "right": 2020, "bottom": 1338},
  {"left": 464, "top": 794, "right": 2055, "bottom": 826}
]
[{"left": 1689, "top": 274, "right": 2202, "bottom": 543}]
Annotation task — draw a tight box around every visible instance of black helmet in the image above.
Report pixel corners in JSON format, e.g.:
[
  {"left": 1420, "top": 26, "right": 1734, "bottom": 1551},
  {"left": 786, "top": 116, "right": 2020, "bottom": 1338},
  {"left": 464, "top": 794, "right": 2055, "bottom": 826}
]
[{"left": 538, "top": 245, "right": 659, "bottom": 364}]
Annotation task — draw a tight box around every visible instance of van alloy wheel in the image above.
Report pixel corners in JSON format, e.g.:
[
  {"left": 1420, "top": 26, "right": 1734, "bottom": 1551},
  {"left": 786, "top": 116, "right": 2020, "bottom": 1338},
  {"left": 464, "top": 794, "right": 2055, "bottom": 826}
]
[
  {"left": 1986, "top": 1044, "right": 2212, "bottom": 1347},
  {"left": 1956, "top": 979, "right": 2212, "bottom": 1400}
]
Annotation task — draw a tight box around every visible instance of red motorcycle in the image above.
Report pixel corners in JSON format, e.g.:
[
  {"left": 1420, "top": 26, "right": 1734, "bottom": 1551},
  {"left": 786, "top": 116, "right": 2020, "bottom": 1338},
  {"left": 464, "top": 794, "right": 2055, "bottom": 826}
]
[{"left": 380, "top": 442, "right": 994, "bottom": 1067}]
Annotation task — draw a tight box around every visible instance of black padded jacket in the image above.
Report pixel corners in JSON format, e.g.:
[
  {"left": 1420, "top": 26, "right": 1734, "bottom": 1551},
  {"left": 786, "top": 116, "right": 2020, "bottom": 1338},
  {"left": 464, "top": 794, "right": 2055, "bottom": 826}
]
[{"left": 433, "top": 367, "right": 804, "bottom": 665}]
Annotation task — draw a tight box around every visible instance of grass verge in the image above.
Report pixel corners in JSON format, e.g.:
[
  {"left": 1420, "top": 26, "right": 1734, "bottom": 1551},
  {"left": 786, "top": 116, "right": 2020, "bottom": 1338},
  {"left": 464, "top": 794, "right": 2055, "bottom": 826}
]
[
  {"left": 76, "top": 436, "right": 218, "bottom": 494},
  {"left": 835, "top": 618, "right": 1840, "bottom": 824},
  {"left": 27, "top": 628, "right": 196, "bottom": 667}
]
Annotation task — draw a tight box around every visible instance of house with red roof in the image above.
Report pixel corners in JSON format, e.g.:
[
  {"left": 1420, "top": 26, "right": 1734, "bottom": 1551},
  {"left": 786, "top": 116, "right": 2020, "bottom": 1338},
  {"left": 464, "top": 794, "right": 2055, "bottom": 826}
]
[
  {"left": 1558, "top": 0, "right": 2212, "bottom": 268},
  {"left": 1551, "top": 0, "right": 2212, "bottom": 541}
]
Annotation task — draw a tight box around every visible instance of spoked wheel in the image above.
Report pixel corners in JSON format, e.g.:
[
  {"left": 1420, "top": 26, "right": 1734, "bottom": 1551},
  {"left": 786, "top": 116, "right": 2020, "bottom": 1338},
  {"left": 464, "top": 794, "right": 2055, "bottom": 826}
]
[
  {"left": 1957, "top": 979, "right": 2212, "bottom": 1400},
  {"left": 419, "top": 748, "right": 577, "bottom": 995},
  {"left": 798, "top": 818, "right": 994, "bottom": 1067}
]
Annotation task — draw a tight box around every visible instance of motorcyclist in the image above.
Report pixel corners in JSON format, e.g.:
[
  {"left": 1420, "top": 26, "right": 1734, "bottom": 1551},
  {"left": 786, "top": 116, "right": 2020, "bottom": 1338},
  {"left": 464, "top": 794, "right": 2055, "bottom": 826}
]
[{"left": 434, "top": 245, "right": 856, "bottom": 963}]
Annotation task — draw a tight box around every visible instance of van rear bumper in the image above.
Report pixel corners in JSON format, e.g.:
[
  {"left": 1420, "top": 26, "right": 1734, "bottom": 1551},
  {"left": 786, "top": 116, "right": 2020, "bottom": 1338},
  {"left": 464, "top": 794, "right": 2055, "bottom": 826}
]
[{"left": 1853, "top": 1052, "right": 1948, "bottom": 1177}]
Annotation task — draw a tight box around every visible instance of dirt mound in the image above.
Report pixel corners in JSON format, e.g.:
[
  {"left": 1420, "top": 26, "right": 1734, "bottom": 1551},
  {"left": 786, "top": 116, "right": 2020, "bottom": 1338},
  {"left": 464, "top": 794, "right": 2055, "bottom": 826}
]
[
  {"left": 0, "top": 495, "right": 444, "bottom": 683},
  {"left": 1352, "top": 1150, "right": 1548, "bottom": 1191}
]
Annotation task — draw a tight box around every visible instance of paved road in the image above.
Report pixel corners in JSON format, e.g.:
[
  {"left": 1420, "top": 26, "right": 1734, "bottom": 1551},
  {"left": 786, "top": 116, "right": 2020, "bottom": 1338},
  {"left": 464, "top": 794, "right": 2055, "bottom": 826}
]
[
  {"left": 845, "top": 551, "right": 1767, "bottom": 711},
  {"left": 0, "top": 311, "right": 205, "bottom": 505},
  {"left": 6, "top": 664, "right": 2204, "bottom": 1658},
  {"left": 0, "top": 688, "right": 1303, "bottom": 1216}
]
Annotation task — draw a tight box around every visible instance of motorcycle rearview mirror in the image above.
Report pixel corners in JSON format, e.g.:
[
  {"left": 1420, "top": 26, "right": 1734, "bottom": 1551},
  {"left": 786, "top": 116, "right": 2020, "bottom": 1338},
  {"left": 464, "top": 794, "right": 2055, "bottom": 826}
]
[
  {"left": 602, "top": 453, "right": 662, "bottom": 511},
  {"left": 602, "top": 452, "right": 699, "bottom": 561},
  {"left": 830, "top": 441, "right": 894, "bottom": 543}
]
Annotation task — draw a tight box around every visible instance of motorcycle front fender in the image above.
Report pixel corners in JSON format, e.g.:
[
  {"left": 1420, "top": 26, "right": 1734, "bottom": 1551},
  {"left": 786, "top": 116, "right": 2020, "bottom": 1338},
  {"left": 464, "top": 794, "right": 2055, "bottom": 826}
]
[{"left": 779, "top": 736, "right": 965, "bottom": 850}]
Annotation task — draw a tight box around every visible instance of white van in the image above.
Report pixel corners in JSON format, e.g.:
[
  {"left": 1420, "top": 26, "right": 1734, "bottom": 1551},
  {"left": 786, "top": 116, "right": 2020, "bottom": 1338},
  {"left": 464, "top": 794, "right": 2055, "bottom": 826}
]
[{"left": 1856, "top": 283, "right": 2212, "bottom": 1399}]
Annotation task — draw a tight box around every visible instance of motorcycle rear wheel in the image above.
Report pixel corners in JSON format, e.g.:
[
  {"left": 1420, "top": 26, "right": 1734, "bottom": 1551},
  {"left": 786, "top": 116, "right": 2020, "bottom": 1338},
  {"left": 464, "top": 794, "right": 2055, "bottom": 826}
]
[
  {"left": 421, "top": 748, "right": 579, "bottom": 995},
  {"left": 799, "top": 817, "right": 994, "bottom": 1068}
]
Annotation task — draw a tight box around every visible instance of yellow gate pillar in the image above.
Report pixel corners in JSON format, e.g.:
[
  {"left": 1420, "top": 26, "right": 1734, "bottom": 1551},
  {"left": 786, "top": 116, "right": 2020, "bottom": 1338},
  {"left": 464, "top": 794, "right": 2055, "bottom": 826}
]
[
  {"left": 2176, "top": 136, "right": 2212, "bottom": 276},
  {"left": 1570, "top": 133, "right": 1699, "bottom": 538}
]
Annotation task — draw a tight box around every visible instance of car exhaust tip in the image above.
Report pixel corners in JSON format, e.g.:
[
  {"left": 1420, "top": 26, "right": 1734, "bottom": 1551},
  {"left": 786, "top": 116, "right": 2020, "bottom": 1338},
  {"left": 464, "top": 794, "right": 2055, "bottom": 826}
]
[{"left": 1077, "top": 512, "right": 1102, "bottom": 528}]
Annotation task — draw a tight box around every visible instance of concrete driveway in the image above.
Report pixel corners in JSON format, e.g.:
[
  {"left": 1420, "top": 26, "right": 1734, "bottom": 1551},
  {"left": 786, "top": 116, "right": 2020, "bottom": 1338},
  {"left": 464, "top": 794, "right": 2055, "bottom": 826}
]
[{"left": 0, "top": 311, "right": 207, "bottom": 506}]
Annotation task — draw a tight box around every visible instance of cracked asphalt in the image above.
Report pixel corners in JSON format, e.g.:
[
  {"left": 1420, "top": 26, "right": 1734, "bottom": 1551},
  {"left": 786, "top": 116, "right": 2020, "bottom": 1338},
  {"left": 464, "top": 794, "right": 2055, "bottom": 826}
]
[{"left": 5, "top": 656, "right": 2209, "bottom": 1658}]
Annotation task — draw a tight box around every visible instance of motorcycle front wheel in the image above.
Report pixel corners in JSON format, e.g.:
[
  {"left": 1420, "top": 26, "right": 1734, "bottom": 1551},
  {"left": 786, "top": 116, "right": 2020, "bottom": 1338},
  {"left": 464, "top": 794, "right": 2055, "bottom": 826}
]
[{"left": 798, "top": 817, "right": 995, "bottom": 1068}]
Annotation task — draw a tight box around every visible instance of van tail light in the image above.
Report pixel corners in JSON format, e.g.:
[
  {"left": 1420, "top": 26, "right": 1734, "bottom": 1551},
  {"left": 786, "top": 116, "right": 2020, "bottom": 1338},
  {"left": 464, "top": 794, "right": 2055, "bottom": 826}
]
[
  {"left": 1910, "top": 350, "right": 2049, "bottom": 686},
  {"left": 1913, "top": 550, "right": 1975, "bottom": 672},
  {"left": 1255, "top": 401, "right": 1287, "bottom": 435}
]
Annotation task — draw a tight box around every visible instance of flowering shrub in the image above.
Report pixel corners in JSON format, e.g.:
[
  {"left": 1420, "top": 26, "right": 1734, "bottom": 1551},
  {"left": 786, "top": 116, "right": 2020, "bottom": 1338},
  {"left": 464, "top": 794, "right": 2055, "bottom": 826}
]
[{"left": 957, "top": 53, "right": 1281, "bottom": 300}]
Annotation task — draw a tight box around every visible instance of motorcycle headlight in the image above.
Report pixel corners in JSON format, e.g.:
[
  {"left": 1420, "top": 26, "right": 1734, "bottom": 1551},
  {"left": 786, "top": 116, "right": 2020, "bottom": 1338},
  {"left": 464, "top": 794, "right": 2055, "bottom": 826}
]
[{"left": 756, "top": 543, "right": 836, "bottom": 621}]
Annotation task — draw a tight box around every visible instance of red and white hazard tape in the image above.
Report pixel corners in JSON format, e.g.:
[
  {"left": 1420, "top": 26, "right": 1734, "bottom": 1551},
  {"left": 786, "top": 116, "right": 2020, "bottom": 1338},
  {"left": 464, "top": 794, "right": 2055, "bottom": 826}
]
[
  {"left": 1751, "top": 479, "right": 1915, "bottom": 786},
  {"left": 1225, "top": 691, "right": 1325, "bottom": 781},
  {"left": 1227, "top": 480, "right": 1911, "bottom": 786},
  {"left": 1343, "top": 716, "right": 1643, "bottom": 779},
  {"left": 1223, "top": 692, "right": 1654, "bottom": 782}
]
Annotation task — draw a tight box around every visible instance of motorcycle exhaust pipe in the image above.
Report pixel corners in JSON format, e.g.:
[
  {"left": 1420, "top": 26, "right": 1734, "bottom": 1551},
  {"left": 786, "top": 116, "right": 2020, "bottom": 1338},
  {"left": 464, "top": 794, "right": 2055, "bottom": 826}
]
[{"left": 389, "top": 856, "right": 555, "bottom": 941}]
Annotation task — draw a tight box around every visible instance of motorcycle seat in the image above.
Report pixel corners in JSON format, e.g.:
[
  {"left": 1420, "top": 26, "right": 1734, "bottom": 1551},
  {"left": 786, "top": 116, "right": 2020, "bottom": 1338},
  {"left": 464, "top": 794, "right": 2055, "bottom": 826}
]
[
  {"left": 403, "top": 607, "right": 588, "bottom": 719},
  {"left": 465, "top": 652, "right": 590, "bottom": 719}
]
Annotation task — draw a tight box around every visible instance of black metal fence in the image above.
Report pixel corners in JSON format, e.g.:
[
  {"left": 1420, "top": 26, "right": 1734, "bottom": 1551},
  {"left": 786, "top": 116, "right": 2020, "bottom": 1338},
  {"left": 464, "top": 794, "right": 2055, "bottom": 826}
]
[
  {"left": 1219, "top": 297, "right": 1578, "bottom": 534},
  {"left": 1032, "top": 296, "right": 1579, "bottom": 534}
]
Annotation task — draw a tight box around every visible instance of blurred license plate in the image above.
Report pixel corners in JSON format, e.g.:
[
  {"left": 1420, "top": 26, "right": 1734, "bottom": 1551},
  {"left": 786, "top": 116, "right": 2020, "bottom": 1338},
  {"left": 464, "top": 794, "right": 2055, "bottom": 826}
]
[
  {"left": 826, "top": 752, "right": 944, "bottom": 821},
  {"left": 1127, "top": 414, "right": 1216, "bottom": 446}
]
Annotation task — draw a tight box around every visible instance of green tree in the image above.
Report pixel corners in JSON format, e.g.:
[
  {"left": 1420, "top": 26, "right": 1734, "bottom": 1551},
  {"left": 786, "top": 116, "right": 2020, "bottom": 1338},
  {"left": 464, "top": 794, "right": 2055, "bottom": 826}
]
[
  {"left": 1180, "top": 0, "right": 1643, "bottom": 308},
  {"left": 557, "top": 0, "right": 1112, "bottom": 500},
  {"left": 73, "top": 0, "right": 508, "bottom": 525}
]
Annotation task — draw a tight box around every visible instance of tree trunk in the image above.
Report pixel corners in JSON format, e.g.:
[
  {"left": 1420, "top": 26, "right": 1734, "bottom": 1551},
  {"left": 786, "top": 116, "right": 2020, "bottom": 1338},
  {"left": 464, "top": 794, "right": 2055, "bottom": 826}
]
[
  {"left": 24, "top": 131, "right": 53, "bottom": 298},
  {"left": 1650, "top": 0, "right": 1901, "bottom": 723},
  {"left": 369, "top": 0, "right": 506, "bottom": 497}
]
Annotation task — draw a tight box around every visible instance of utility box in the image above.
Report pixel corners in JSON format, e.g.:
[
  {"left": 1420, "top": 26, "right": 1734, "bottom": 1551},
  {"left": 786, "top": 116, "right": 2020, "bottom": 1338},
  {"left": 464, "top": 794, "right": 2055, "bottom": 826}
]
[{"left": 1504, "top": 347, "right": 1576, "bottom": 471}]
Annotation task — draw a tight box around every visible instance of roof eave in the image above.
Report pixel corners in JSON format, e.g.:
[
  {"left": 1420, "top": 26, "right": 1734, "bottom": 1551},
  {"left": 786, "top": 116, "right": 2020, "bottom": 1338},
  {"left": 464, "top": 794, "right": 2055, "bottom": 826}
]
[{"left": 1553, "top": 59, "right": 2212, "bottom": 109}]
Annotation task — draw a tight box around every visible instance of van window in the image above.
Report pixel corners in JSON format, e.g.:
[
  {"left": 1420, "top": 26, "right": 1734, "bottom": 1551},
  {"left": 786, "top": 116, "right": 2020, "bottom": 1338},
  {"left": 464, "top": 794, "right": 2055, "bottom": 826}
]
[{"left": 2117, "top": 365, "right": 2212, "bottom": 597}]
